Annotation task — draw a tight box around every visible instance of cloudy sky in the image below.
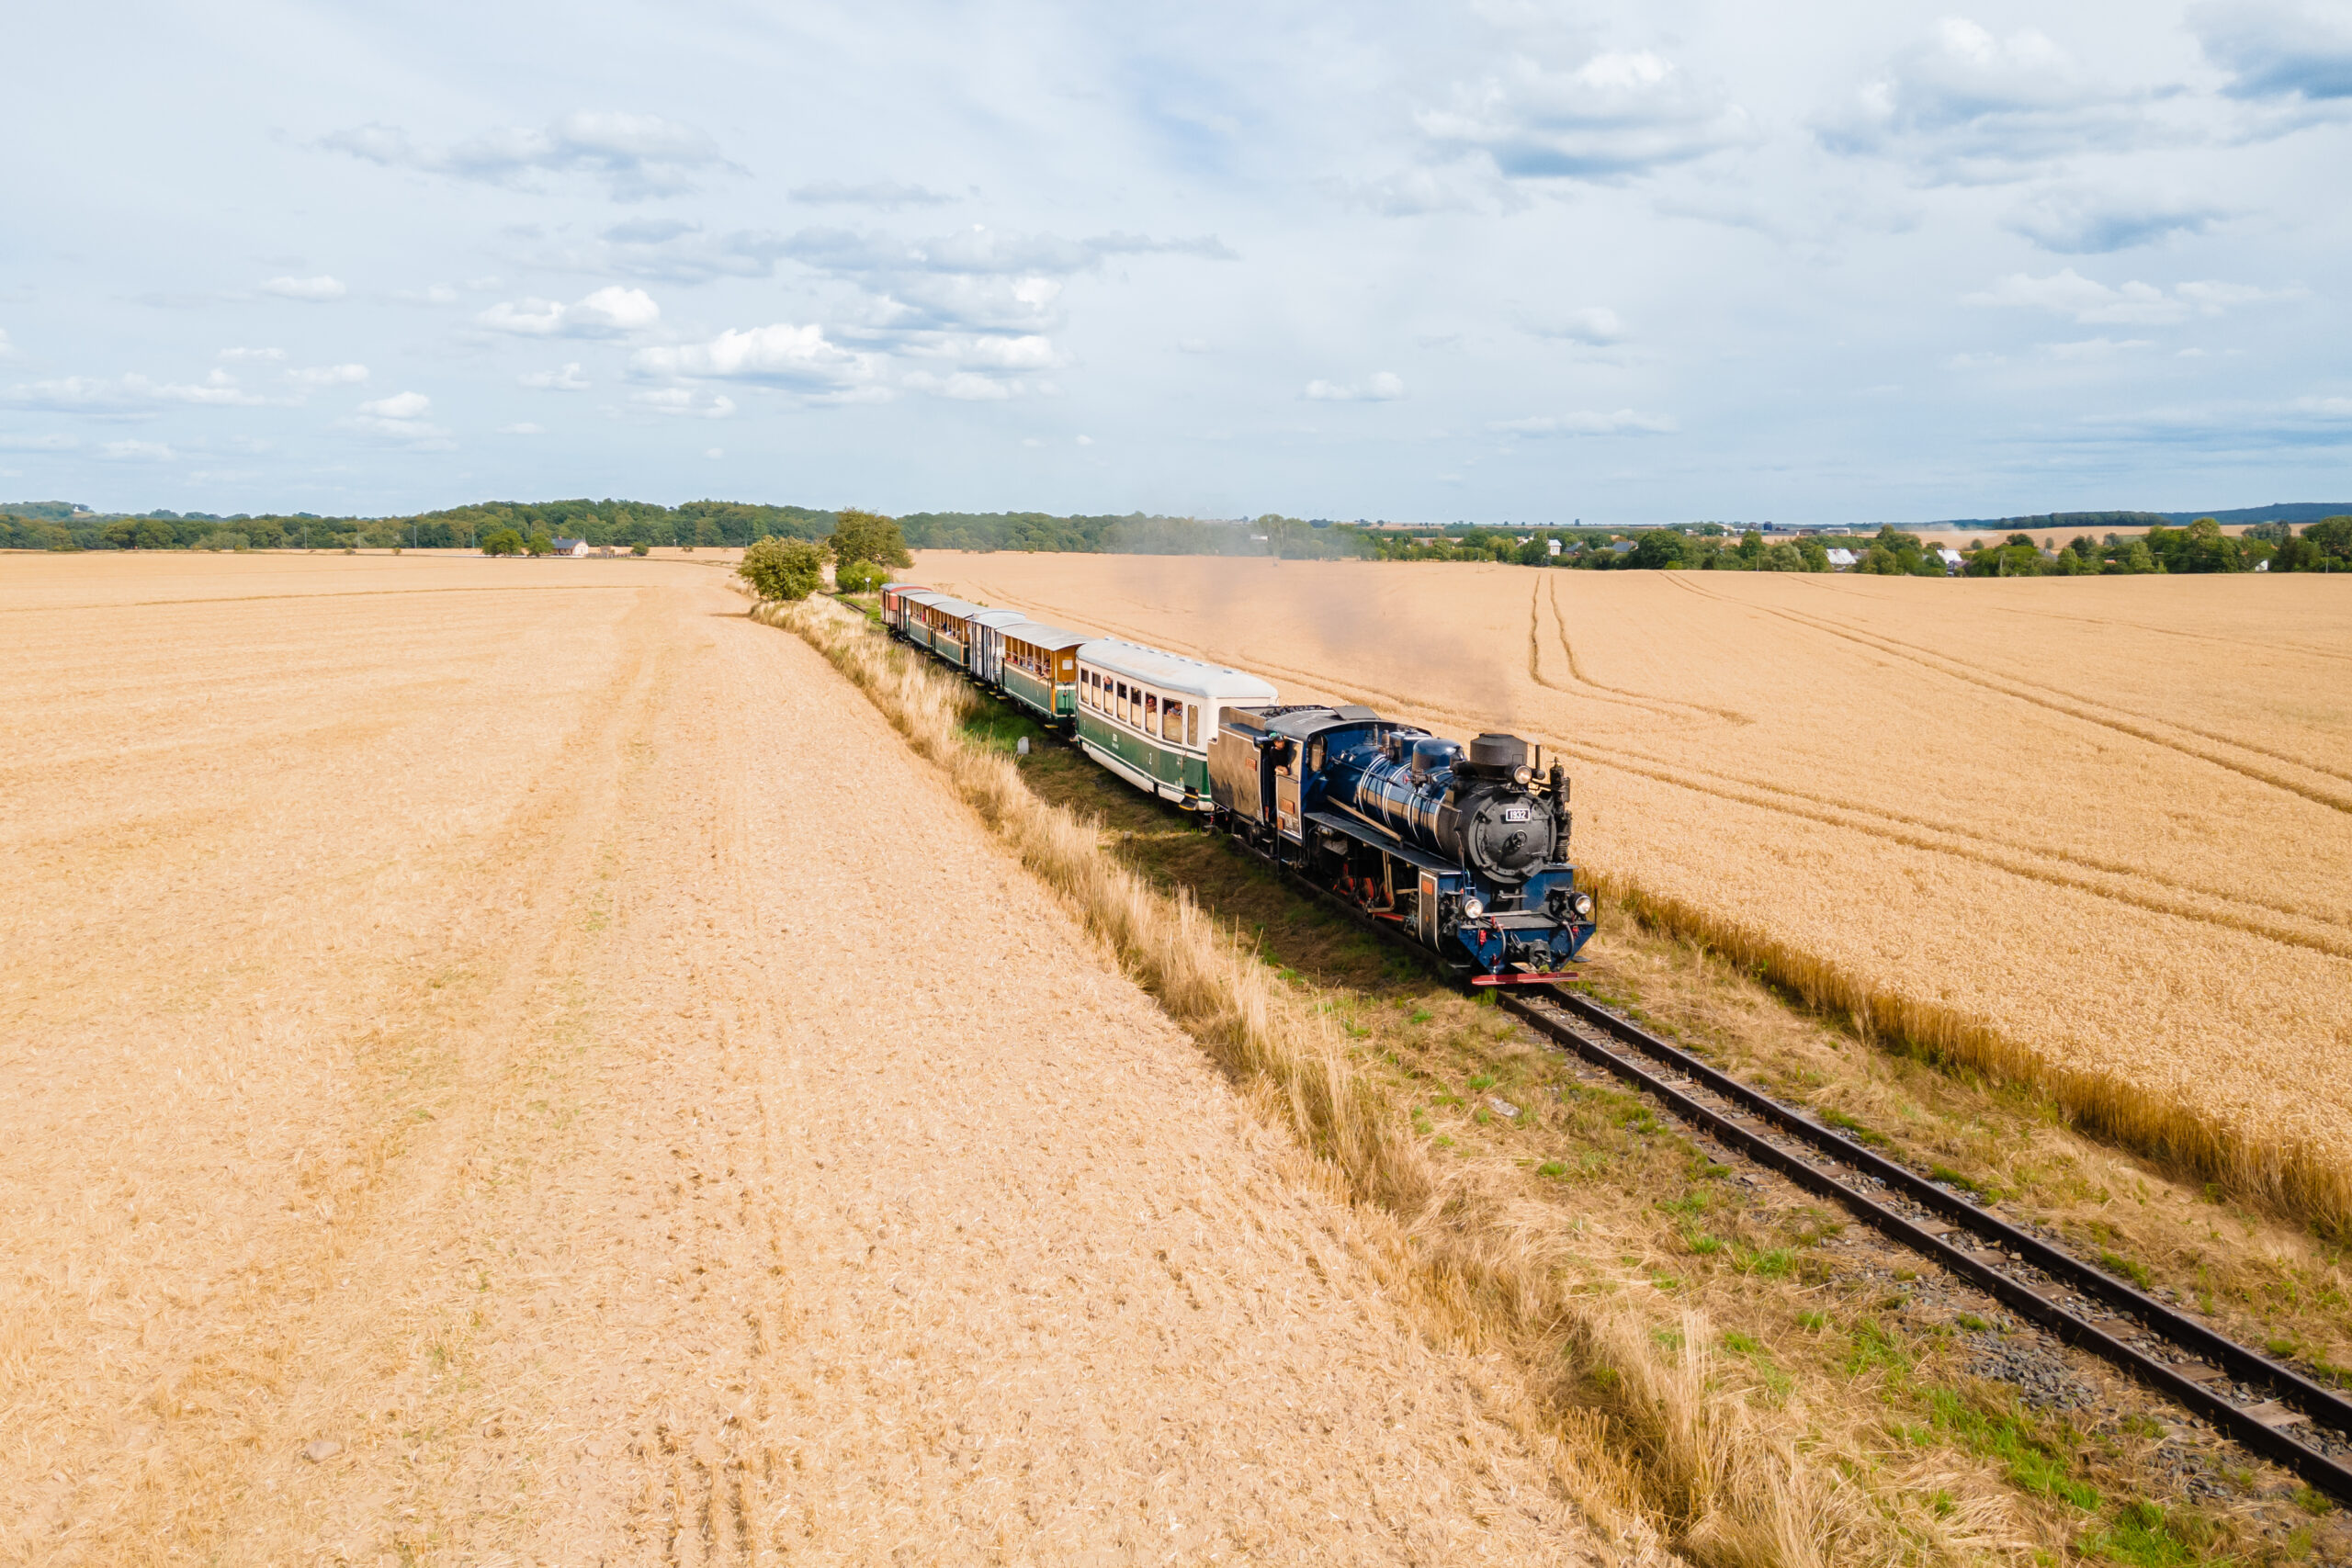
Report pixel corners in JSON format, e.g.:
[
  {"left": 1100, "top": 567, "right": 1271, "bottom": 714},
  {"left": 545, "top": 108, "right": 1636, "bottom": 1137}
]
[{"left": 6, "top": 1, "right": 2350, "bottom": 524}]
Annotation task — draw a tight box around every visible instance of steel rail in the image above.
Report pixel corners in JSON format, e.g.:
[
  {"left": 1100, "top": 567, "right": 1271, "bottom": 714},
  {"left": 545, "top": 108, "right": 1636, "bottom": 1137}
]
[
  {"left": 1498, "top": 989, "right": 2352, "bottom": 1503},
  {"left": 978, "top": 693, "right": 2352, "bottom": 1503}
]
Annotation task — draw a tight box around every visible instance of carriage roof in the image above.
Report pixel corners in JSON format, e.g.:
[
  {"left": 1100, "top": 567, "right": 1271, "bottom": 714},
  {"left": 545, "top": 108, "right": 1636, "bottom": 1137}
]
[
  {"left": 1000, "top": 621, "right": 1091, "bottom": 653},
  {"left": 1078, "top": 637, "right": 1278, "bottom": 702}
]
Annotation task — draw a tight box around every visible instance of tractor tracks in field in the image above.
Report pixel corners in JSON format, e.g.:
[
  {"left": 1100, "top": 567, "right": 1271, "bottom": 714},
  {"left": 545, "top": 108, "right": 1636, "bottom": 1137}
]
[
  {"left": 938, "top": 576, "right": 2352, "bottom": 959},
  {"left": 1674, "top": 574, "right": 2352, "bottom": 809}
]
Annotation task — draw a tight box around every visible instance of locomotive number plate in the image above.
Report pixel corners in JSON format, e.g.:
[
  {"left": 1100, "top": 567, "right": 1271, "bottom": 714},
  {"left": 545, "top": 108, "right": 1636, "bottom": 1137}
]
[{"left": 1500, "top": 807, "right": 1532, "bottom": 822}]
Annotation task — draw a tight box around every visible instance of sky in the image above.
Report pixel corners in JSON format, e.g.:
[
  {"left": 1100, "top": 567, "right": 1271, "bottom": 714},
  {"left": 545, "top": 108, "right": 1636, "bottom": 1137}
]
[{"left": 5, "top": 0, "right": 2351, "bottom": 525}]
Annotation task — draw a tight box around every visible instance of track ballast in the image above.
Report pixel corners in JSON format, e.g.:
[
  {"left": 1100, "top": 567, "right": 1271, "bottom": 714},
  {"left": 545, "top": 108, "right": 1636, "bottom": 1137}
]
[{"left": 1500, "top": 987, "right": 2352, "bottom": 1506}]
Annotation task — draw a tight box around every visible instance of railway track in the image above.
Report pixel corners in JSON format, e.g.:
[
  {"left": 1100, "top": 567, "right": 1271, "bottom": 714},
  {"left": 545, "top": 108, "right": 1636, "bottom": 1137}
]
[
  {"left": 1010, "top": 711, "right": 2352, "bottom": 1506},
  {"left": 1498, "top": 986, "right": 2352, "bottom": 1505}
]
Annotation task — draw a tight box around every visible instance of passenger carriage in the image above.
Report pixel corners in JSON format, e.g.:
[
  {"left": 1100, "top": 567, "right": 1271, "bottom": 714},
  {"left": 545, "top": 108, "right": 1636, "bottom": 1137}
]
[
  {"left": 1075, "top": 638, "right": 1277, "bottom": 809},
  {"left": 965, "top": 608, "right": 1032, "bottom": 685},
  {"left": 879, "top": 582, "right": 931, "bottom": 640},
  {"left": 892, "top": 589, "right": 945, "bottom": 649},
  {"left": 996, "top": 623, "right": 1090, "bottom": 731},
  {"left": 911, "top": 595, "right": 983, "bottom": 671}
]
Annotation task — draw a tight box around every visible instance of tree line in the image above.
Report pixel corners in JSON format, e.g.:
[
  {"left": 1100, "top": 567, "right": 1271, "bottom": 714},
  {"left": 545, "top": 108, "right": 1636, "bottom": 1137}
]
[
  {"left": 0, "top": 498, "right": 837, "bottom": 554},
  {"left": 6, "top": 496, "right": 2346, "bottom": 576}
]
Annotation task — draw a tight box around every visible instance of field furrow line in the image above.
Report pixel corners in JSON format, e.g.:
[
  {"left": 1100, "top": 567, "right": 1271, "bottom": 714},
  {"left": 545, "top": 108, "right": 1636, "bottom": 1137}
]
[
  {"left": 1751, "top": 576, "right": 2352, "bottom": 786},
  {"left": 1670, "top": 576, "right": 2352, "bottom": 811}
]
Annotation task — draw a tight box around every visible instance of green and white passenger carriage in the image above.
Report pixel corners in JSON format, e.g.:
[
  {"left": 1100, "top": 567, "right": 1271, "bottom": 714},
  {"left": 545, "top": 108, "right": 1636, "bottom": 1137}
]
[
  {"left": 1074, "top": 637, "right": 1278, "bottom": 809},
  {"left": 995, "top": 623, "right": 1089, "bottom": 731}
]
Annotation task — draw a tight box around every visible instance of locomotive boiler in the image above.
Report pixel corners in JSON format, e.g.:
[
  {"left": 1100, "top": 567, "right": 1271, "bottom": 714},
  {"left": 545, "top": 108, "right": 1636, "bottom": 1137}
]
[{"left": 1208, "top": 704, "right": 1596, "bottom": 979}]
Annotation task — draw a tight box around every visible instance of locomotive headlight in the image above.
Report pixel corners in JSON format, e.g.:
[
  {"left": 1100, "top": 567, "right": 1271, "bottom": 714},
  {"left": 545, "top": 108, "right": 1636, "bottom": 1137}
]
[
  {"left": 1512, "top": 764, "right": 1533, "bottom": 785},
  {"left": 1461, "top": 896, "right": 1485, "bottom": 919},
  {"left": 1571, "top": 892, "right": 1595, "bottom": 919}
]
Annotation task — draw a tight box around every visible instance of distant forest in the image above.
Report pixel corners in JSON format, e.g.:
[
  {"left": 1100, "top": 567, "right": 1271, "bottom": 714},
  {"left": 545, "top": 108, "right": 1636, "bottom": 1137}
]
[
  {"left": 0, "top": 498, "right": 1382, "bottom": 559},
  {"left": 2, "top": 497, "right": 2346, "bottom": 573}
]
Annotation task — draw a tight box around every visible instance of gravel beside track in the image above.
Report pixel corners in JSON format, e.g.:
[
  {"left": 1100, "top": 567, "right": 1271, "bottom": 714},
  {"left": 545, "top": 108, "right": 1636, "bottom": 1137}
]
[{"left": 0, "top": 556, "right": 1601, "bottom": 1566}]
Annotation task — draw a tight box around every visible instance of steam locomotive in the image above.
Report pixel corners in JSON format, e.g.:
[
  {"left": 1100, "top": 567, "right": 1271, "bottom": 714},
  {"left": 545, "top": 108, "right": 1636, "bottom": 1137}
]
[{"left": 878, "top": 582, "right": 1595, "bottom": 982}]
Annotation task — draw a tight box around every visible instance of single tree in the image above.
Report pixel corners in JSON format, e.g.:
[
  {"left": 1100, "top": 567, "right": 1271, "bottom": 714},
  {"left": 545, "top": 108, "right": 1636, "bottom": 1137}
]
[
  {"left": 828, "top": 509, "right": 913, "bottom": 571},
  {"left": 739, "top": 536, "right": 825, "bottom": 602},
  {"left": 481, "top": 528, "right": 526, "bottom": 557}
]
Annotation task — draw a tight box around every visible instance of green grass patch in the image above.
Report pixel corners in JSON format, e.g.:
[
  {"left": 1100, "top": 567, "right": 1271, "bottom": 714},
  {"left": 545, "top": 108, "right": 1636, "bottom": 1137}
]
[
  {"left": 2075, "top": 1499, "right": 2222, "bottom": 1566},
  {"left": 1925, "top": 1387, "right": 2098, "bottom": 1511},
  {"left": 1820, "top": 1107, "right": 1888, "bottom": 1146},
  {"left": 2099, "top": 1250, "right": 2155, "bottom": 1291}
]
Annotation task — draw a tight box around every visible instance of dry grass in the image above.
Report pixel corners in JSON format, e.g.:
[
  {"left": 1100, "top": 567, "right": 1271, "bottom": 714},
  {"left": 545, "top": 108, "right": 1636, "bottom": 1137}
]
[
  {"left": 910, "top": 553, "right": 2352, "bottom": 1239},
  {"left": 755, "top": 592, "right": 2064, "bottom": 1566}
]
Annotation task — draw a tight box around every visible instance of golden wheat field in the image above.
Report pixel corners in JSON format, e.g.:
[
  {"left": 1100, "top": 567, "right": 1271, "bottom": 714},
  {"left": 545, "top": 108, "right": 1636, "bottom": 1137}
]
[
  {"left": 0, "top": 553, "right": 1604, "bottom": 1566},
  {"left": 912, "top": 552, "right": 2352, "bottom": 1212}
]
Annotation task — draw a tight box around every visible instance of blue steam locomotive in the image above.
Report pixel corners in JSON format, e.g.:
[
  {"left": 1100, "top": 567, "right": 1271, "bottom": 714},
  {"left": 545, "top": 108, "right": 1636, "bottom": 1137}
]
[
  {"left": 1208, "top": 705, "right": 1594, "bottom": 980},
  {"left": 878, "top": 582, "right": 1595, "bottom": 983}
]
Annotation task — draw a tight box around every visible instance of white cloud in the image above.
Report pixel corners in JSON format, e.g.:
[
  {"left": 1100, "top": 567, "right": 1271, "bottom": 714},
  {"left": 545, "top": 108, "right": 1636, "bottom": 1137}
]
[
  {"left": 897, "top": 333, "right": 1060, "bottom": 372},
  {"left": 0, "top": 371, "right": 270, "bottom": 413},
  {"left": 1964, "top": 268, "right": 2288, "bottom": 323},
  {"left": 1491, "top": 409, "right": 1677, "bottom": 434},
  {"left": 519, "top": 362, "right": 592, "bottom": 390},
  {"left": 395, "top": 284, "right": 460, "bottom": 305},
  {"left": 632, "top": 321, "right": 877, "bottom": 391},
  {"left": 360, "top": 390, "right": 432, "bottom": 420},
  {"left": 1177, "top": 336, "right": 1211, "bottom": 354},
  {"left": 339, "top": 389, "right": 453, "bottom": 447},
  {"left": 219, "top": 345, "right": 284, "bottom": 362},
  {"left": 322, "top": 111, "right": 737, "bottom": 201},
  {"left": 289, "top": 363, "right": 369, "bottom": 389},
  {"left": 100, "top": 439, "right": 175, "bottom": 461},
  {"left": 263, "top": 275, "right": 346, "bottom": 301},
  {"left": 498, "top": 422, "right": 546, "bottom": 434},
  {"left": 1305, "top": 371, "right": 1407, "bottom": 401},
  {"left": 2041, "top": 337, "right": 2154, "bottom": 359},
  {"left": 790, "top": 180, "right": 955, "bottom": 209},
  {"left": 1419, "top": 51, "right": 1755, "bottom": 181},
  {"left": 2007, "top": 187, "right": 2227, "bottom": 253},
  {"left": 1076, "top": 434, "right": 1093, "bottom": 446},
  {"left": 705, "top": 446, "right": 725, "bottom": 457},
  {"left": 0, "top": 432, "right": 79, "bottom": 450},
  {"left": 0, "top": 328, "right": 16, "bottom": 360},
  {"left": 2192, "top": 1, "right": 2352, "bottom": 102},
  {"left": 1819, "top": 19, "right": 2150, "bottom": 178},
  {"left": 629, "top": 387, "right": 736, "bottom": 418},
  {"left": 1521, "top": 306, "right": 1629, "bottom": 345},
  {"left": 480, "top": 285, "right": 660, "bottom": 337},
  {"left": 904, "top": 370, "right": 1020, "bottom": 400}
]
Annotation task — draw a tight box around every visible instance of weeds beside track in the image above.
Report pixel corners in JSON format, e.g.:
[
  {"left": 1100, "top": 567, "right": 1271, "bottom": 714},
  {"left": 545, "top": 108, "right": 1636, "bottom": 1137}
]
[{"left": 752, "top": 593, "right": 1911, "bottom": 1568}]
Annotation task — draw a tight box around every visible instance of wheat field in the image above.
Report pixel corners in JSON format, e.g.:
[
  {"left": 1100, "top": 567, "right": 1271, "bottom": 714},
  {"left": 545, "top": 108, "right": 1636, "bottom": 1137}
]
[
  {"left": 910, "top": 552, "right": 2352, "bottom": 1224},
  {"left": 0, "top": 553, "right": 1606, "bottom": 1565}
]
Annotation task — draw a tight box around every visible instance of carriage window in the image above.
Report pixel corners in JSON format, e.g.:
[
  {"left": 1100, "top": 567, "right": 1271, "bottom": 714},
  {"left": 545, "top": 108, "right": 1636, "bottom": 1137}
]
[
  {"left": 1144, "top": 694, "right": 1159, "bottom": 733},
  {"left": 1187, "top": 705, "right": 1198, "bottom": 746},
  {"left": 1162, "top": 701, "right": 1182, "bottom": 743},
  {"left": 1117, "top": 682, "right": 1129, "bottom": 723}
]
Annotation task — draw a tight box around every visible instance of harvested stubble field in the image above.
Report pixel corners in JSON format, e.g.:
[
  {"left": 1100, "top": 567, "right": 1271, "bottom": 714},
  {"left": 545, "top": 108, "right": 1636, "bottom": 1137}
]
[
  {"left": 910, "top": 554, "right": 2352, "bottom": 1228},
  {"left": 0, "top": 553, "right": 1609, "bottom": 1566}
]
